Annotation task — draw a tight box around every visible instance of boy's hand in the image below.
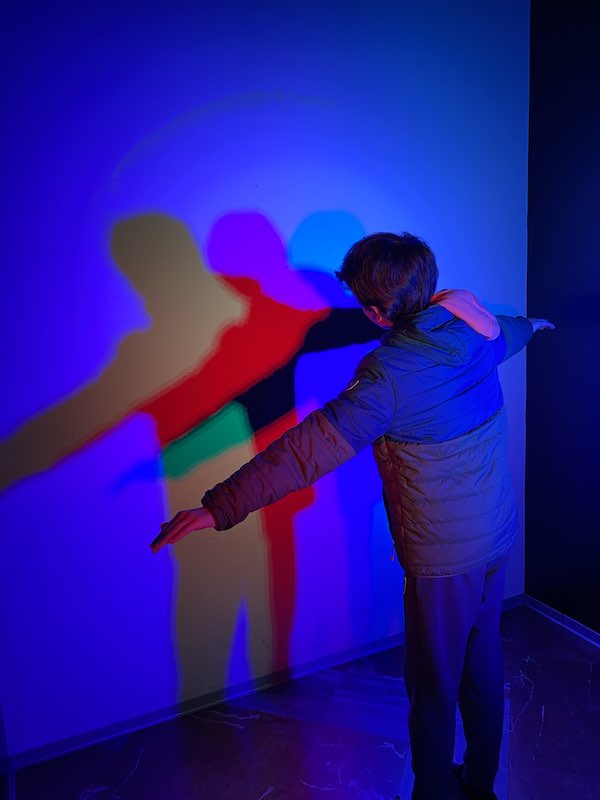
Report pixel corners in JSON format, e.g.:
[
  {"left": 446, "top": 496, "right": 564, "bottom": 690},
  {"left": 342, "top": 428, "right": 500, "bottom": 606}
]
[
  {"left": 150, "top": 507, "right": 216, "bottom": 553},
  {"left": 528, "top": 317, "right": 555, "bottom": 332}
]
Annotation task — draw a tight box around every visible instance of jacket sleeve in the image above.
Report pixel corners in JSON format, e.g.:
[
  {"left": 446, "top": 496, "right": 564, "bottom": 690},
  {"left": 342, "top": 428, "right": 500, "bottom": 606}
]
[
  {"left": 202, "top": 409, "right": 356, "bottom": 530},
  {"left": 493, "top": 315, "right": 534, "bottom": 364},
  {"left": 321, "top": 354, "right": 396, "bottom": 452}
]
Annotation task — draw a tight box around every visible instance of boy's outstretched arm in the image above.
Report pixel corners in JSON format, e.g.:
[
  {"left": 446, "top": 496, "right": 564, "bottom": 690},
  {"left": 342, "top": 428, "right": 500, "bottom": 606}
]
[
  {"left": 494, "top": 315, "right": 555, "bottom": 363},
  {"left": 150, "top": 310, "right": 555, "bottom": 553},
  {"left": 151, "top": 356, "right": 396, "bottom": 553},
  {"left": 149, "top": 410, "right": 357, "bottom": 554}
]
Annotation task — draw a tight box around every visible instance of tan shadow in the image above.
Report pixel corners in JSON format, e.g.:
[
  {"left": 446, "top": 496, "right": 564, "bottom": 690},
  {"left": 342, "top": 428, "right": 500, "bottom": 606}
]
[
  {"left": 167, "top": 440, "right": 272, "bottom": 700},
  {"left": 0, "top": 214, "right": 244, "bottom": 489}
]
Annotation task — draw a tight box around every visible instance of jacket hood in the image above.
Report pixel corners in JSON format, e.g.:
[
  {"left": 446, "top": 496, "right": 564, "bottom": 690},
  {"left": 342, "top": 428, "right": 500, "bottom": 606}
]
[{"left": 380, "top": 305, "right": 468, "bottom": 364}]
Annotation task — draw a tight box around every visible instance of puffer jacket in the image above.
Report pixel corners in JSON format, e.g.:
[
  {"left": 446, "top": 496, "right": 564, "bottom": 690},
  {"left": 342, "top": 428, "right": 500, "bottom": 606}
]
[{"left": 202, "top": 300, "right": 533, "bottom": 577}]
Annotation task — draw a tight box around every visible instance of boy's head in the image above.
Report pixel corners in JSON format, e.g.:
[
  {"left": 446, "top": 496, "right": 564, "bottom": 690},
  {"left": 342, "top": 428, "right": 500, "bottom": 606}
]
[{"left": 336, "top": 232, "right": 438, "bottom": 327}]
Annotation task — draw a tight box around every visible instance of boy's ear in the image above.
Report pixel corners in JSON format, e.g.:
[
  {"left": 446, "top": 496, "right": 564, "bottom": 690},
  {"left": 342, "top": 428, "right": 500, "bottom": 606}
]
[{"left": 362, "top": 305, "right": 393, "bottom": 328}]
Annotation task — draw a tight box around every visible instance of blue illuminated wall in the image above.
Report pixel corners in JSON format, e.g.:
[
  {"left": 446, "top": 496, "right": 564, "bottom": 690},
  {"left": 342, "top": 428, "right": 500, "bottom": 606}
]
[{"left": 0, "top": 1, "right": 530, "bottom": 759}]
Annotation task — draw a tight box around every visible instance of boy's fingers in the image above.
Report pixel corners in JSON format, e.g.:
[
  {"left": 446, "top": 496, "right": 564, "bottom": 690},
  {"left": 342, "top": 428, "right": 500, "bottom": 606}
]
[
  {"left": 170, "top": 527, "right": 193, "bottom": 544},
  {"left": 150, "top": 531, "right": 172, "bottom": 551},
  {"left": 151, "top": 508, "right": 212, "bottom": 553},
  {"left": 150, "top": 518, "right": 195, "bottom": 552},
  {"left": 150, "top": 518, "right": 181, "bottom": 550},
  {"left": 152, "top": 525, "right": 182, "bottom": 552}
]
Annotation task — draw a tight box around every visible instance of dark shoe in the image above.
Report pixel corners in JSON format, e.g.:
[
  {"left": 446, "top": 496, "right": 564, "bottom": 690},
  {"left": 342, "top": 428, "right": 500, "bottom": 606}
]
[{"left": 450, "top": 764, "right": 498, "bottom": 800}]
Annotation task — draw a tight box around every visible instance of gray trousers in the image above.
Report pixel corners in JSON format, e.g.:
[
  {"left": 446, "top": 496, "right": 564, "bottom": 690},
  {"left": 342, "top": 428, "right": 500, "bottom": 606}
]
[{"left": 403, "top": 555, "right": 508, "bottom": 800}]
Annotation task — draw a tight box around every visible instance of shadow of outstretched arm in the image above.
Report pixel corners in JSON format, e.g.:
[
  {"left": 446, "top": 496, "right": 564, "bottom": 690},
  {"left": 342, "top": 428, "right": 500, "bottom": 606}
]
[{"left": 0, "top": 214, "right": 243, "bottom": 491}]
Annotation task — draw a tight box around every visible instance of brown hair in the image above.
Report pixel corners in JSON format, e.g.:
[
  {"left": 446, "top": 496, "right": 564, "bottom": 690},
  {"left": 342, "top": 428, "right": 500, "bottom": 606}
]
[{"left": 336, "top": 232, "right": 438, "bottom": 323}]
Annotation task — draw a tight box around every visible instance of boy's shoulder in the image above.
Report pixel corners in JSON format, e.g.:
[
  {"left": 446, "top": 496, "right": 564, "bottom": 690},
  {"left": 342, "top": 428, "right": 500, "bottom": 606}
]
[
  {"left": 356, "top": 313, "right": 494, "bottom": 376},
  {"left": 352, "top": 337, "right": 430, "bottom": 382}
]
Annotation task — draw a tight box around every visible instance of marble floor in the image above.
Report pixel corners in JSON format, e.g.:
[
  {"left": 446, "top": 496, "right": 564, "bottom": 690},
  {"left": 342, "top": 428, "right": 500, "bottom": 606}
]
[{"left": 8, "top": 605, "right": 600, "bottom": 800}]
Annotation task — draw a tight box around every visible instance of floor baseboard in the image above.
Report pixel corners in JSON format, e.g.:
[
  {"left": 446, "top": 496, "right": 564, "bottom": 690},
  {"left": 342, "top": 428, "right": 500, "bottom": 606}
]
[{"left": 524, "top": 595, "right": 600, "bottom": 648}]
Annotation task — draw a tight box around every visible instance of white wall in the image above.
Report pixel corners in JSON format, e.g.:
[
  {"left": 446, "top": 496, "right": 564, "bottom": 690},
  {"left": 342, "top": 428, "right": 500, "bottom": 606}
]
[{"left": 0, "top": 0, "right": 530, "bottom": 759}]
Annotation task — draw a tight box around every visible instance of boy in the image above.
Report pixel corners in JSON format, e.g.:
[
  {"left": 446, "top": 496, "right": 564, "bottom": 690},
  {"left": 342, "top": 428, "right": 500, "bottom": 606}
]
[{"left": 151, "top": 232, "right": 554, "bottom": 800}]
